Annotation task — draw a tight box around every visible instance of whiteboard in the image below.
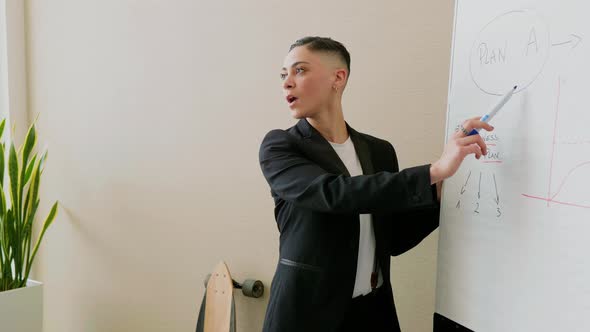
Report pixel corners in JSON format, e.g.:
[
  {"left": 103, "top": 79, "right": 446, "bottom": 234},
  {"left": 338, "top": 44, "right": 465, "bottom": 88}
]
[{"left": 436, "top": 1, "right": 590, "bottom": 331}]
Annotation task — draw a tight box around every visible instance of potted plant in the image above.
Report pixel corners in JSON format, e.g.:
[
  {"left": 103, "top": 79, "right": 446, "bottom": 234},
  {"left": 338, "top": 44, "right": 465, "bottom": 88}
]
[{"left": 0, "top": 118, "right": 58, "bottom": 331}]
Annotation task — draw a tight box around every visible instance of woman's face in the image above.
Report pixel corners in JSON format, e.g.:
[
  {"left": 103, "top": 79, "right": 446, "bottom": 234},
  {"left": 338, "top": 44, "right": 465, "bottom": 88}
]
[{"left": 280, "top": 46, "right": 337, "bottom": 119}]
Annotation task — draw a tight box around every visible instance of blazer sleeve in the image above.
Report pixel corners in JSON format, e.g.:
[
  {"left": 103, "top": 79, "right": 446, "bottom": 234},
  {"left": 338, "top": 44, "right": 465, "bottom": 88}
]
[
  {"left": 389, "top": 187, "right": 440, "bottom": 256},
  {"left": 259, "top": 129, "right": 437, "bottom": 214},
  {"left": 382, "top": 141, "right": 441, "bottom": 256}
]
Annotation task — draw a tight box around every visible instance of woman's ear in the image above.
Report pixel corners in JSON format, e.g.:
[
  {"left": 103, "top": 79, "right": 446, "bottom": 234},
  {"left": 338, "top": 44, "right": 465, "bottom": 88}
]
[{"left": 333, "top": 68, "right": 348, "bottom": 91}]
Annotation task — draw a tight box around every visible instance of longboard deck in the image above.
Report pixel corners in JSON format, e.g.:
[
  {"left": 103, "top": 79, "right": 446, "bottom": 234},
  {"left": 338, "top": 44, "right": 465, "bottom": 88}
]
[{"left": 196, "top": 262, "right": 236, "bottom": 332}]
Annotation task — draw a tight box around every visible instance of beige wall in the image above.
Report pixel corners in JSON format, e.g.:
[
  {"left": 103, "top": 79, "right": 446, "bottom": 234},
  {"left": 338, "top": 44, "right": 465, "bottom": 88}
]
[
  {"left": 3, "top": 0, "right": 29, "bottom": 142},
  {"left": 25, "top": 1, "right": 454, "bottom": 331}
]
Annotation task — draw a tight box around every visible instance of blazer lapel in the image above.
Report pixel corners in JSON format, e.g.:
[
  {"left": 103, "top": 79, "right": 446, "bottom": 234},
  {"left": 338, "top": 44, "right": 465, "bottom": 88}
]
[
  {"left": 296, "top": 119, "right": 350, "bottom": 176},
  {"left": 348, "top": 125, "right": 375, "bottom": 175},
  {"left": 348, "top": 124, "right": 384, "bottom": 276}
]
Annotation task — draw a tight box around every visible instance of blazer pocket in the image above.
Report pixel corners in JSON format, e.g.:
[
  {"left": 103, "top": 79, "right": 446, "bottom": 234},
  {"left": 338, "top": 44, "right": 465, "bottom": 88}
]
[
  {"left": 279, "top": 258, "right": 322, "bottom": 272},
  {"left": 269, "top": 259, "right": 324, "bottom": 330}
]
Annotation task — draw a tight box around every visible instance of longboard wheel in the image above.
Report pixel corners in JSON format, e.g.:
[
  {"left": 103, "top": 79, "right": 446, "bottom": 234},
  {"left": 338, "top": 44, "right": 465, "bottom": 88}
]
[{"left": 241, "top": 279, "right": 264, "bottom": 298}]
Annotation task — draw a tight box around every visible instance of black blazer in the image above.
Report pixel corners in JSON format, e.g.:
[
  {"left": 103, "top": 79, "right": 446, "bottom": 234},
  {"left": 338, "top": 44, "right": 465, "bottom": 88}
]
[{"left": 258, "top": 119, "right": 440, "bottom": 332}]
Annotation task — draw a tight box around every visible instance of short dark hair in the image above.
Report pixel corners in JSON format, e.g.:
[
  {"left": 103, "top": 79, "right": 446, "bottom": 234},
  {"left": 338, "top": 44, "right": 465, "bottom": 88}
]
[{"left": 289, "top": 36, "right": 351, "bottom": 76}]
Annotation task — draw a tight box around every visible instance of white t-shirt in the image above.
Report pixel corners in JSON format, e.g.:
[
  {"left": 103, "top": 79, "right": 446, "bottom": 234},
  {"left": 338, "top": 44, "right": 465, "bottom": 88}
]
[{"left": 329, "top": 136, "right": 383, "bottom": 298}]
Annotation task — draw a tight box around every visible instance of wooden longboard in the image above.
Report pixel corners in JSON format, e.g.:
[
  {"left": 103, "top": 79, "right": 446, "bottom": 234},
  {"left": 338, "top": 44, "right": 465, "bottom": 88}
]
[{"left": 196, "top": 261, "right": 236, "bottom": 332}]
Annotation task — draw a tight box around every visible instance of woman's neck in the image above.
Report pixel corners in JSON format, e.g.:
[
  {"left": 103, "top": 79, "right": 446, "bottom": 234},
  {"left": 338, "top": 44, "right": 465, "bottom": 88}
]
[{"left": 307, "top": 103, "right": 348, "bottom": 144}]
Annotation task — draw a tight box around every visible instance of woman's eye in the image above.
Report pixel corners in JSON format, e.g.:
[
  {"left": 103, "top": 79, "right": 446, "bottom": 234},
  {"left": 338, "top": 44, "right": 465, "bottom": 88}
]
[{"left": 280, "top": 68, "right": 304, "bottom": 80}]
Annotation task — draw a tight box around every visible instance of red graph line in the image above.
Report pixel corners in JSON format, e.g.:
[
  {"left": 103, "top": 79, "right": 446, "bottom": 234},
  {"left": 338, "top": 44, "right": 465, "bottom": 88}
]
[
  {"left": 551, "top": 161, "right": 590, "bottom": 200},
  {"left": 521, "top": 194, "right": 590, "bottom": 209},
  {"left": 522, "top": 76, "right": 590, "bottom": 209}
]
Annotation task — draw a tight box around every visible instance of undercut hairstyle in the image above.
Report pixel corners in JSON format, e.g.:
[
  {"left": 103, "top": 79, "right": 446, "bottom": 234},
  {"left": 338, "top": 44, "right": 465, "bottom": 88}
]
[{"left": 289, "top": 36, "right": 351, "bottom": 77}]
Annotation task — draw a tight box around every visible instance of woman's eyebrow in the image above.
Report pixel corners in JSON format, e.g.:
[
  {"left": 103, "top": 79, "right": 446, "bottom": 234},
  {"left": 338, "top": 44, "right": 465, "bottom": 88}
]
[{"left": 281, "top": 61, "right": 310, "bottom": 71}]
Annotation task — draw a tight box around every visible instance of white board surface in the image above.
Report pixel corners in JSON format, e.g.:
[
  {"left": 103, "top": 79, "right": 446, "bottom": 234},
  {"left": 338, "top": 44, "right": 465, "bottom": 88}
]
[{"left": 436, "top": 1, "right": 590, "bottom": 331}]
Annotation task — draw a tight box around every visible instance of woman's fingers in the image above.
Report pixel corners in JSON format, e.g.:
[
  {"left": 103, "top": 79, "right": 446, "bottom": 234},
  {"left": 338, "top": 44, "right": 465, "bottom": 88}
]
[
  {"left": 438, "top": 116, "right": 496, "bottom": 180},
  {"left": 461, "top": 143, "right": 483, "bottom": 160},
  {"left": 457, "top": 134, "right": 488, "bottom": 156},
  {"left": 455, "top": 117, "right": 495, "bottom": 137}
]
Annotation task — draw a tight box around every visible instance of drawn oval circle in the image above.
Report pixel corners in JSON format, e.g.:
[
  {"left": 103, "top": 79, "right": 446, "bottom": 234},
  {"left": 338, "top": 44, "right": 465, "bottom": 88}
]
[{"left": 470, "top": 10, "right": 550, "bottom": 95}]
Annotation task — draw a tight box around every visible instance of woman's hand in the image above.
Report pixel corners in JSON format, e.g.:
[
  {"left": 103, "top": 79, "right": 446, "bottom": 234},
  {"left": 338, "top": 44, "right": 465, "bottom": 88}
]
[{"left": 430, "top": 116, "right": 494, "bottom": 184}]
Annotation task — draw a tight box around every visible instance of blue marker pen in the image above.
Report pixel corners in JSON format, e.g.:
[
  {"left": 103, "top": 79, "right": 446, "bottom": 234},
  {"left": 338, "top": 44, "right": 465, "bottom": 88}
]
[{"left": 469, "top": 85, "right": 518, "bottom": 136}]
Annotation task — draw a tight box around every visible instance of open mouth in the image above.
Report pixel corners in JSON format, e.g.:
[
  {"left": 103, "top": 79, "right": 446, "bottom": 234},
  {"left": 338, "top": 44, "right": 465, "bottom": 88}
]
[{"left": 287, "top": 96, "right": 298, "bottom": 104}]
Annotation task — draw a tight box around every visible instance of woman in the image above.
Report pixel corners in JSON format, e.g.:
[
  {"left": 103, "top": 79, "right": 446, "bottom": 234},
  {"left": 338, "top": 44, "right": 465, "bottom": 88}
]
[{"left": 258, "top": 36, "right": 491, "bottom": 332}]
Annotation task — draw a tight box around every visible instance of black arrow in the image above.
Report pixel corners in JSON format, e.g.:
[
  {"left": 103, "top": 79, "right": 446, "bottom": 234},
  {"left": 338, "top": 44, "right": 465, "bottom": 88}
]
[
  {"left": 478, "top": 172, "right": 482, "bottom": 199},
  {"left": 461, "top": 171, "right": 471, "bottom": 195},
  {"left": 493, "top": 174, "right": 500, "bottom": 205},
  {"left": 552, "top": 34, "right": 582, "bottom": 49}
]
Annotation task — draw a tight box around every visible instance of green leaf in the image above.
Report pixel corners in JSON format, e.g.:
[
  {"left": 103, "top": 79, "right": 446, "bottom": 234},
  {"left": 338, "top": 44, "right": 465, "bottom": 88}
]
[
  {"left": 0, "top": 118, "right": 5, "bottom": 139},
  {"left": 20, "top": 123, "right": 36, "bottom": 169},
  {"left": 23, "top": 161, "right": 40, "bottom": 249},
  {"left": 30, "top": 161, "right": 41, "bottom": 214},
  {"left": 24, "top": 201, "right": 58, "bottom": 281},
  {"left": 0, "top": 117, "right": 57, "bottom": 291},
  {"left": 0, "top": 181, "right": 6, "bottom": 216},
  {"left": 18, "top": 125, "right": 36, "bottom": 230},
  {"left": 38, "top": 150, "right": 48, "bottom": 174},
  {"left": 23, "top": 154, "right": 37, "bottom": 186},
  {"left": 8, "top": 143, "right": 18, "bottom": 219},
  {"left": 0, "top": 143, "right": 5, "bottom": 187}
]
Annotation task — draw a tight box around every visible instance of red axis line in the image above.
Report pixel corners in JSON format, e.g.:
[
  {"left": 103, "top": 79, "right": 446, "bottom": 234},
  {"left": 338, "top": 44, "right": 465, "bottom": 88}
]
[
  {"left": 522, "top": 76, "right": 590, "bottom": 209},
  {"left": 547, "top": 76, "right": 561, "bottom": 206},
  {"left": 521, "top": 194, "right": 590, "bottom": 209}
]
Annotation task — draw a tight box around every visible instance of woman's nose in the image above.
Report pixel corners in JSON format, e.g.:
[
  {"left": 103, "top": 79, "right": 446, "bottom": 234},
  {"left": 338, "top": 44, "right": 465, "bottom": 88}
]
[{"left": 283, "top": 75, "right": 295, "bottom": 90}]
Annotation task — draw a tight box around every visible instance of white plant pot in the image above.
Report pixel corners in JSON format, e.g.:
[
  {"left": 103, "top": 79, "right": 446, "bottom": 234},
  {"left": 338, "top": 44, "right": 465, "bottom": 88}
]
[{"left": 0, "top": 280, "right": 43, "bottom": 332}]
